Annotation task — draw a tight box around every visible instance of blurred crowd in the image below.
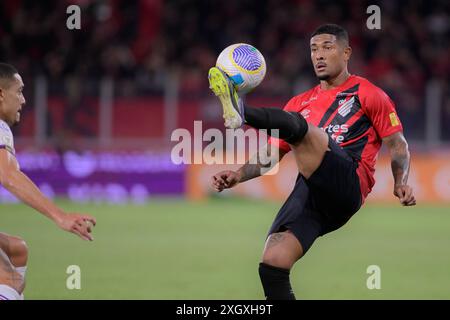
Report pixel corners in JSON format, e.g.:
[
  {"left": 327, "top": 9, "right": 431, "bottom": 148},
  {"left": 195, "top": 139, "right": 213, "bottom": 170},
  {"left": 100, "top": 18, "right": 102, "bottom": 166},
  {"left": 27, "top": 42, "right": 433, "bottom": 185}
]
[{"left": 0, "top": 0, "right": 448, "bottom": 141}]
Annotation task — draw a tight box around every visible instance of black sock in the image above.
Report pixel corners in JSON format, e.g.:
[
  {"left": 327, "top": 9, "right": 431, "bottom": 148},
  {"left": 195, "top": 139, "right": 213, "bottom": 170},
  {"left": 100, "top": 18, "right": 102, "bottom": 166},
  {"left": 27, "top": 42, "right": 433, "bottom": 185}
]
[
  {"left": 244, "top": 106, "right": 308, "bottom": 144},
  {"left": 258, "top": 262, "right": 296, "bottom": 300}
]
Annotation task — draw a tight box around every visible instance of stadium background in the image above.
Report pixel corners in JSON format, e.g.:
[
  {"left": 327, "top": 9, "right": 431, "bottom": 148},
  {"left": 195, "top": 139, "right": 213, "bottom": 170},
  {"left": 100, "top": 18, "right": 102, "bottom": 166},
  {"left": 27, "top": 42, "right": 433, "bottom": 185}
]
[{"left": 0, "top": 0, "right": 449, "bottom": 299}]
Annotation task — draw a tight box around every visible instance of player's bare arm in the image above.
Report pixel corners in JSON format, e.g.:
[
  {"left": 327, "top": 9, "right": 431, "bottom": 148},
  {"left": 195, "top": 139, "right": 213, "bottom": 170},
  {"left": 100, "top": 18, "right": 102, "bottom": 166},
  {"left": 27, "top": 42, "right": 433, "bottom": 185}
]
[
  {"left": 382, "top": 132, "right": 416, "bottom": 206},
  {"left": 212, "top": 145, "right": 288, "bottom": 192},
  {"left": 0, "top": 149, "right": 96, "bottom": 240}
]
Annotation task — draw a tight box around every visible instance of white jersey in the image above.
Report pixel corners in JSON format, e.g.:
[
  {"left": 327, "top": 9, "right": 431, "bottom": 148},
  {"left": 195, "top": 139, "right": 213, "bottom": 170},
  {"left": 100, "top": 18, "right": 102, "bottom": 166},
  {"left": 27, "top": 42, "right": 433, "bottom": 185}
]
[{"left": 0, "top": 119, "right": 15, "bottom": 155}]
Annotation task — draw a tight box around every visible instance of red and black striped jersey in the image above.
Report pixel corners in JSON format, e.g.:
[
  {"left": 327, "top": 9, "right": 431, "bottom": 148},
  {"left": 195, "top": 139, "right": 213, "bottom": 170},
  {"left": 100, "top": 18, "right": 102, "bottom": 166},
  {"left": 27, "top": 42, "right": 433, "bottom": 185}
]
[{"left": 269, "top": 75, "right": 403, "bottom": 202}]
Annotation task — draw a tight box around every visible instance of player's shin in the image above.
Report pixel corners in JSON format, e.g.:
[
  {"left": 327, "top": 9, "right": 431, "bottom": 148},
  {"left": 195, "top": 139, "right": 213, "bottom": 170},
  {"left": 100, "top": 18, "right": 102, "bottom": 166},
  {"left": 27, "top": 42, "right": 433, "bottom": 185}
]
[
  {"left": 15, "top": 266, "right": 26, "bottom": 299},
  {"left": 258, "top": 262, "right": 296, "bottom": 300},
  {"left": 244, "top": 107, "right": 308, "bottom": 144},
  {"left": 15, "top": 266, "right": 27, "bottom": 279}
]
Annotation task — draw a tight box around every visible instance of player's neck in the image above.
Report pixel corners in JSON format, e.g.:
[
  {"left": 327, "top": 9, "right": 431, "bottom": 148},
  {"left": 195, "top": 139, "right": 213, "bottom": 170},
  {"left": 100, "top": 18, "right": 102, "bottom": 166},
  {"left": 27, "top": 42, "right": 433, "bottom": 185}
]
[{"left": 320, "top": 69, "right": 351, "bottom": 90}]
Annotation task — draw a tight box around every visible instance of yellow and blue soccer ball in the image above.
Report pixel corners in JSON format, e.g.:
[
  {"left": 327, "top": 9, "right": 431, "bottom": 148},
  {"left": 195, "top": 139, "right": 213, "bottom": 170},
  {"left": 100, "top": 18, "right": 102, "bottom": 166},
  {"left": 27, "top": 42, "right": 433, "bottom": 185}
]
[{"left": 216, "top": 43, "right": 266, "bottom": 93}]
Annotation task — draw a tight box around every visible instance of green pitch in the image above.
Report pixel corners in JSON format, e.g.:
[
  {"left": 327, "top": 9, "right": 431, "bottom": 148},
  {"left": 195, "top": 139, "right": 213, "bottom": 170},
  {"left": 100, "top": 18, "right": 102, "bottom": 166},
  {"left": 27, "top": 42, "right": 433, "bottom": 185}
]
[{"left": 1, "top": 198, "right": 449, "bottom": 299}]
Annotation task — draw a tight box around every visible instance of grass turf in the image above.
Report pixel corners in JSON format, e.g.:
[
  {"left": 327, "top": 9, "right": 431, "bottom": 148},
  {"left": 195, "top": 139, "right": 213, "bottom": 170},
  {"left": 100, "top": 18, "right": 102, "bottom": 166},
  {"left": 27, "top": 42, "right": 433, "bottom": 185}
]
[{"left": 1, "top": 198, "right": 449, "bottom": 299}]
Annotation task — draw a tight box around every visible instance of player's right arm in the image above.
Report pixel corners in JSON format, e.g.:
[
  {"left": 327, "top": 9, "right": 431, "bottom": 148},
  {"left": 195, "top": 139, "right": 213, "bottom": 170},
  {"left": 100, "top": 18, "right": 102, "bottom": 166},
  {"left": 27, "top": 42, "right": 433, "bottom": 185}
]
[
  {"left": 0, "top": 149, "right": 96, "bottom": 241},
  {"left": 211, "top": 144, "right": 288, "bottom": 192},
  {"left": 211, "top": 96, "right": 302, "bottom": 192}
]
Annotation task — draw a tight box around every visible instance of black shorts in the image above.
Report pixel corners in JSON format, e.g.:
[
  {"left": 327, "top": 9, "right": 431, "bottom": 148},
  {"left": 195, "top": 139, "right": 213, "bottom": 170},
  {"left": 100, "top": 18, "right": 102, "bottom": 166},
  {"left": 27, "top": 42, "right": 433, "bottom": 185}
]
[{"left": 268, "top": 137, "right": 362, "bottom": 253}]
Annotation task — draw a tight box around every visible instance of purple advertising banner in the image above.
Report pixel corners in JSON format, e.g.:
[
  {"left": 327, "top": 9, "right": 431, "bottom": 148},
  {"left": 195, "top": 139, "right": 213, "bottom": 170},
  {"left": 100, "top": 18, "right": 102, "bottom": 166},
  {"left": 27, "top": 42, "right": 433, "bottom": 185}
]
[{"left": 0, "top": 151, "right": 185, "bottom": 203}]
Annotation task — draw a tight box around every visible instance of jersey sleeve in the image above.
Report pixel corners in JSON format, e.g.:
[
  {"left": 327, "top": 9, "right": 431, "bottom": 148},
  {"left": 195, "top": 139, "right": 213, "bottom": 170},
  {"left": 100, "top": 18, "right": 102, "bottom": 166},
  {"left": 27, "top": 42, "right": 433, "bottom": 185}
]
[
  {"left": 267, "top": 96, "right": 301, "bottom": 153},
  {"left": 0, "top": 120, "right": 15, "bottom": 155},
  {"left": 362, "top": 85, "right": 403, "bottom": 139}
]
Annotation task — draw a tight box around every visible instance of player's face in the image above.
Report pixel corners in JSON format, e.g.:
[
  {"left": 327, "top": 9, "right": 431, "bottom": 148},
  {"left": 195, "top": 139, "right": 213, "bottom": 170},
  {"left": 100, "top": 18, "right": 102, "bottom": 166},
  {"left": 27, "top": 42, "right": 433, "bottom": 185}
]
[
  {"left": 0, "top": 74, "right": 26, "bottom": 126},
  {"left": 310, "top": 34, "right": 351, "bottom": 81}
]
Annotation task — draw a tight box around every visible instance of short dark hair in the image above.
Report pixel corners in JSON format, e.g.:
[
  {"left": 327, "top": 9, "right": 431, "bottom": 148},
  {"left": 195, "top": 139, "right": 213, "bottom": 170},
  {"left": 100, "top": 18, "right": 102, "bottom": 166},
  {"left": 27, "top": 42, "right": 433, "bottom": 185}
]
[
  {"left": 311, "top": 24, "right": 349, "bottom": 45},
  {"left": 0, "top": 63, "right": 18, "bottom": 88},
  {"left": 0, "top": 63, "right": 18, "bottom": 79}
]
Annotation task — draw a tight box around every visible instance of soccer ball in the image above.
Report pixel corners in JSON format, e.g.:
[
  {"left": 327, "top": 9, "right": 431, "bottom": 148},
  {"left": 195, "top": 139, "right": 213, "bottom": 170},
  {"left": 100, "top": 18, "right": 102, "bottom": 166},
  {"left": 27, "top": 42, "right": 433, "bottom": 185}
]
[{"left": 215, "top": 43, "right": 266, "bottom": 93}]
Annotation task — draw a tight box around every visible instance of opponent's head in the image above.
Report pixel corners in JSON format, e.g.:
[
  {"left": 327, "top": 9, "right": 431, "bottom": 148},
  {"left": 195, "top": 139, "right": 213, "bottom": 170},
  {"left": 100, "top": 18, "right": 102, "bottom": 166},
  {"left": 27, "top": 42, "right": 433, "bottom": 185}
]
[
  {"left": 0, "top": 63, "right": 25, "bottom": 127},
  {"left": 310, "top": 24, "right": 351, "bottom": 81}
]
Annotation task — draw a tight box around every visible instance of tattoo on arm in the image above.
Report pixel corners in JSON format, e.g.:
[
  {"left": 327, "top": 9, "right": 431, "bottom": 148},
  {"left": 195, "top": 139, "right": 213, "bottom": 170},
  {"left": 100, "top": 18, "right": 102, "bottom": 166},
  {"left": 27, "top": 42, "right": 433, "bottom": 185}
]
[
  {"left": 385, "top": 133, "right": 410, "bottom": 186},
  {"left": 238, "top": 162, "right": 264, "bottom": 183},
  {"left": 237, "top": 145, "right": 284, "bottom": 183}
]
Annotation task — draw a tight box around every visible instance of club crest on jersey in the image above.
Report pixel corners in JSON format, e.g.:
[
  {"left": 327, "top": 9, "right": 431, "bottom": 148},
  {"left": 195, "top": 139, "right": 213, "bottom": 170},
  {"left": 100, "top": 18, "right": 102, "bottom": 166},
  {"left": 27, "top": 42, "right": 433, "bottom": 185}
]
[{"left": 337, "top": 96, "right": 355, "bottom": 117}]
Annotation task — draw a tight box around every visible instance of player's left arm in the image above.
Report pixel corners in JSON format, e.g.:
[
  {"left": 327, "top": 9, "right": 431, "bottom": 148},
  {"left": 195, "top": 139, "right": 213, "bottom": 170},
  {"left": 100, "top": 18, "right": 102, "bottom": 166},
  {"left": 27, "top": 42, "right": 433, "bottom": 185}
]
[
  {"left": 362, "top": 82, "right": 416, "bottom": 206},
  {"left": 382, "top": 132, "right": 416, "bottom": 206}
]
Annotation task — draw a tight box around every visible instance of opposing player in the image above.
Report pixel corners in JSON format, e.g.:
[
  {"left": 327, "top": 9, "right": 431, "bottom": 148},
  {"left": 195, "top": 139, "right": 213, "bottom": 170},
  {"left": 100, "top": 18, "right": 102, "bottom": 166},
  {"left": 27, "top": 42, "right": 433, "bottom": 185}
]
[
  {"left": 208, "top": 24, "right": 415, "bottom": 299},
  {"left": 0, "top": 63, "right": 96, "bottom": 300}
]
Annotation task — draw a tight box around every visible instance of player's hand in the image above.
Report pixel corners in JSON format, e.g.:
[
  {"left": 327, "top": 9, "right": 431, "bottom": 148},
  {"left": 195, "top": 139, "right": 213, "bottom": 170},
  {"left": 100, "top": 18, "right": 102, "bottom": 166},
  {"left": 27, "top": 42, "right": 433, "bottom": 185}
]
[
  {"left": 55, "top": 213, "right": 97, "bottom": 241},
  {"left": 393, "top": 184, "right": 416, "bottom": 206},
  {"left": 211, "top": 170, "right": 241, "bottom": 192}
]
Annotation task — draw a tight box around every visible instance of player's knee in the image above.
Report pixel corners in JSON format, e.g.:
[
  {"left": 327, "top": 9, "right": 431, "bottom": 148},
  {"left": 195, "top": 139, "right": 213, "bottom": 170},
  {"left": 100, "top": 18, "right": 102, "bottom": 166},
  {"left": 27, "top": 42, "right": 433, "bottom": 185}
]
[
  {"left": 261, "top": 253, "right": 293, "bottom": 270},
  {"left": 262, "top": 233, "right": 303, "bottom": 269},
  {"left": 9, "top": 236, "right": 28, "bottom": 267},
  {"left": 284, "top": 111, "right": 308, "bottom": 145}
]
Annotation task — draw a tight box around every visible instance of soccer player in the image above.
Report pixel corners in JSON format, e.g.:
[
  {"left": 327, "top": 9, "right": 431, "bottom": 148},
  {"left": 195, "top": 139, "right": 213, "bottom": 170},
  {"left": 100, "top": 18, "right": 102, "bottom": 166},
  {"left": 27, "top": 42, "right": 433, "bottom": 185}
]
[
  {"left": 0, "top": 63, "right": 96, "bottom": 300},
  {"left": 208, "top": 24, "right": 416, "bottom": 300}
]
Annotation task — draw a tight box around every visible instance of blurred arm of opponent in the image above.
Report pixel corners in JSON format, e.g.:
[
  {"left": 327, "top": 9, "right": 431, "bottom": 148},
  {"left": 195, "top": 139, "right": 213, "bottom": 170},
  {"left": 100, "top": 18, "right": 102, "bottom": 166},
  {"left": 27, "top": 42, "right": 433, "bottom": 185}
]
[
  {"left": 0, "top": 149, "right": 96, "bottom": 240},
  {"left": 211, "top": 144, "right": 288, "bottom": 192}
]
